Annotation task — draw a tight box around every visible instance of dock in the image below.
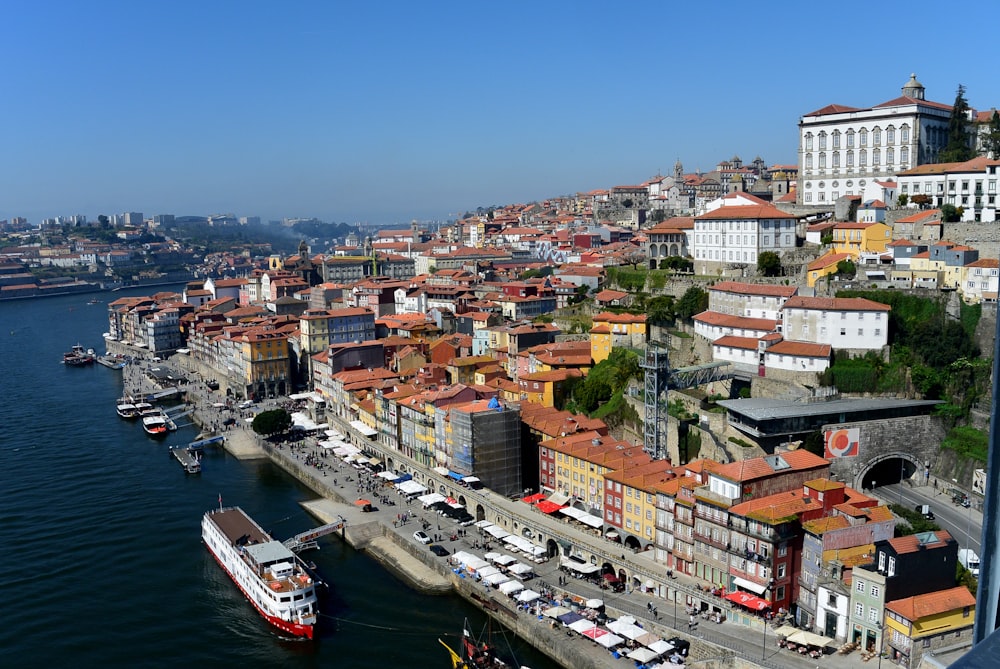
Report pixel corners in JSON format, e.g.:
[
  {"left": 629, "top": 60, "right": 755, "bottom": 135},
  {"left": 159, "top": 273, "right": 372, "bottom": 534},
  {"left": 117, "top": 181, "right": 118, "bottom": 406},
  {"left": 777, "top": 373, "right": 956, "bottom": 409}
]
[
  {"left": 282, "top": 517, "right": 347, "bottom": 553},
  {"left": 96, "top": 356, "right": 126, "bottom": 369},
  {"left": 170, "top": 445, "right": 201, "bottom": 473}
]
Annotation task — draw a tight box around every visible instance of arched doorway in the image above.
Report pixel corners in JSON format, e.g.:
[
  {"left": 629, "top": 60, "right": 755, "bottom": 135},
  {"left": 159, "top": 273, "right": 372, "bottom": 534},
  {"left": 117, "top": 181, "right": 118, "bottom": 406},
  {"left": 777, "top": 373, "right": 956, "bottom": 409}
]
[{"left": 624, "top": 535, "right": 641, "bottom": 551}]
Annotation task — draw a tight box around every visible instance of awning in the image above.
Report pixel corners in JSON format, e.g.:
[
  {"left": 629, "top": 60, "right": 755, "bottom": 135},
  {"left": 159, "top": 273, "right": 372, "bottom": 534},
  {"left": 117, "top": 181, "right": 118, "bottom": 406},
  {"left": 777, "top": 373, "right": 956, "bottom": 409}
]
[
  {"left": 418, "top": 492, "right": 445, "bottom": 506},
  {"left": 462, "top": 476, "right": 480, "bottom": 484},
  {"left": 485, "top": 525, "right": 510, "bottom": 539},
  {"left": 569, "top": 619, "right": 601, "bottom": 635},
  {"left": 522, "top": 492, "right": 546, "bottom": 504},
  {"left": 647, "top": 639, "right": 674, "bottom": 655},
  {"left": 349, "top": 420, "right": 377, "bottom": 437},
  {"left": 724, "top": 590, "right": 770, "bottom": 611},
  {"left": 367, "top": 457, "right": 382, "bottom": 467},
  {"left": 483, "top": 572, "right": 509, "bottom": 586},
  {"left": 535, "top": 500, "right": 565, "bottom": 514},
  {"left": 557, "top": 611, "right": 583, "bottom": 625},
  {"left": 732, "top": 576, "right": 768, "bottom": 595},
  {"left": 498, "top": 580, "right": 524, "bottom": 595},
  {"left": 447, "top": 471, "right": 464, "bottom": 481},
  {"left": 543, "top": 605, "right": 571, "bottom": 619},
  {"left": 547, "top": 492, "right": 570, "bottom": 506},
  {"left": 560, "top": 559, "right": 600, "bottom": 574},
  {"left": 396, "top": 480, "right": 428, "bottom": 495},
  {"left": 594, "top": 632, "right": 624, "bottom": 649},
  {"left": 432, "top": 466, "right": 449, "bottom": 476},
  {"left": 786, "top": 630, "right": 835, "bottom": 648}
]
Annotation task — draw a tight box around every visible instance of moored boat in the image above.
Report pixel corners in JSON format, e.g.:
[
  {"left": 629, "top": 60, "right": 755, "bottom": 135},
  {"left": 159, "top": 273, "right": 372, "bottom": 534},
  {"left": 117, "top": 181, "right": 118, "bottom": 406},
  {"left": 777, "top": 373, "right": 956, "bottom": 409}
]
[
  {"left": 141, "top": 410, "right": 170, "bottom": 437},
  {"left": 116, "top": 400, "right": 139, "bottom": 419},
  {"left": 63, "top": 344, "right": 95, "bottom": 366},
  {"left": 440, "top": 619, "right": 526, "bottom": 669},
  {"left": 202, "top": 505, "right": 319, "bottom": 639}
]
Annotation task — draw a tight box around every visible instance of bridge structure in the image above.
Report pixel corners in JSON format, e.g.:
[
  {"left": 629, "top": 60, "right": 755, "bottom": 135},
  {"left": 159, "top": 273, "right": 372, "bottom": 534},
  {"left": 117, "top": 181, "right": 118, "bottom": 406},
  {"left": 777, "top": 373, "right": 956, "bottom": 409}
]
[{"left": 640, "top": 341, "right": 732, "bottom": 460}]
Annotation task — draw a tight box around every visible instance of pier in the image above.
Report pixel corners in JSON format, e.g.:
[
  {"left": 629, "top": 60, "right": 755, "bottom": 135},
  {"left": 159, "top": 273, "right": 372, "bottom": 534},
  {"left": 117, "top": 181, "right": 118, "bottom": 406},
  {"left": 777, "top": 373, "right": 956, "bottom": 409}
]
[{"left": 169, "top": 445, "right": 201, "bottom": 474}]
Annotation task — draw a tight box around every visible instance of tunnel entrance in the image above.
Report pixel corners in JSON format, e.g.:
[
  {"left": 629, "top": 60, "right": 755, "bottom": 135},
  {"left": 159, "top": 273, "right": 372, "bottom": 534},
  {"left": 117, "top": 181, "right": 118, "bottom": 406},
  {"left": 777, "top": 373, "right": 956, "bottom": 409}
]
[{"left": 860, "top": 455, "right": 920, "bottom": 491}]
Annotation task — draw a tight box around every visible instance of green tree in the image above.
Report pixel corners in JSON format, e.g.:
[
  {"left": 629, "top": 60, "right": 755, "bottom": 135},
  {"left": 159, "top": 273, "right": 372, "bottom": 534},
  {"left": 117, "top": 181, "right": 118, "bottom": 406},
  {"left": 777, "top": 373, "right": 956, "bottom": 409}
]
[
  {"left": 940, "top": 204, "right": 962, "bottom": 222},
  {"left": 984, "top": 110, "right": 1000, "bottom": 159},
  {"left": 938, "top": 85, "right": 976, "bottom": 163},
  {"left": 836, "top": 259, "right": 856, "bottom": 277},
  {"left": 757, "top": 251, "right": 782, "bottom": 277},
  {"left": 897, "top": 194, "right": 909, "bottom": 207},
  {"left": 649, "top": 209, "right": 667, "bottom": 224},
  {"left": 252, "top": 408, "right": 292, "bottom": 436},
  {"left": 646, "top": 295, "right": 676, "bottom": 325},
  {"left": 675, "top": 286, "right": 708, "bottom": 321}
]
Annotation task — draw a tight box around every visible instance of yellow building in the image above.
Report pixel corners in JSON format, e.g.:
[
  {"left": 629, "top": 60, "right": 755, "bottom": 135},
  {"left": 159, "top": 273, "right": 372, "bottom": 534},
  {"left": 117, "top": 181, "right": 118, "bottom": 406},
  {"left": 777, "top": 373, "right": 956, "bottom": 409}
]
[
  {"left": 240, "top": 329, "right": 290, "bottom": 399},
  {"left": 517, "top": 368, "right": 583, "bottom": 409},
  {"left": 806, "top": 251, "right": 854, "bottom": 287},
  {"left": 604, "top": 460, "right": 676, "bottom": 547},
  {"left": 590, "top": 312, "right": 647, "bottom": 364},
  {"left": 831, "top": 221, "right": 891, "bottom": 258},
  {"left": 884, "top": 586, "right": 975, "bottom": 667}
]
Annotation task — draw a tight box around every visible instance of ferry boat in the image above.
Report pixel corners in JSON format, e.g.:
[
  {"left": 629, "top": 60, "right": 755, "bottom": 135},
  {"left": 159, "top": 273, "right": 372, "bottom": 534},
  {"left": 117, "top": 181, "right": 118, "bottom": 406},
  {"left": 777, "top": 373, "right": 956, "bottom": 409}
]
[
  {"left": 116, "top": 399, "right": 139, "bottom": 419},
  {"left": 202, "top": 505, "right": 319, "bottom": 639},
  {"left": 63, "top": 344, "right": 95, "bottom": 366},
  {"left": 141, "top": 410, "right": 170, "bottom": 437}
]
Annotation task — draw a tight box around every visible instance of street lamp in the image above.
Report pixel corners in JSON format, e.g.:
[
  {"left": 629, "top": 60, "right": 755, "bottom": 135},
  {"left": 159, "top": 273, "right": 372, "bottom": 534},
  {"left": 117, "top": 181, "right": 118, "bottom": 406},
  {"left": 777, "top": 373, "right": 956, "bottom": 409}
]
[{"left": 762, "top": 616, "right": 767, "bottom": 661}]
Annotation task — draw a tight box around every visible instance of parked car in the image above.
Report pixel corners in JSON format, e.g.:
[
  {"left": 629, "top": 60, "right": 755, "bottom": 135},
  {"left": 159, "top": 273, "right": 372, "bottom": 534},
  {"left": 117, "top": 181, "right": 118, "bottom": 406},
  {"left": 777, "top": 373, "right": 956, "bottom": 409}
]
[
  {"left": 413, "top": 530, "right": 432, "bottom": 545},
  {"left": 429, "top": 544, "right": 450, "bottom": 557}
]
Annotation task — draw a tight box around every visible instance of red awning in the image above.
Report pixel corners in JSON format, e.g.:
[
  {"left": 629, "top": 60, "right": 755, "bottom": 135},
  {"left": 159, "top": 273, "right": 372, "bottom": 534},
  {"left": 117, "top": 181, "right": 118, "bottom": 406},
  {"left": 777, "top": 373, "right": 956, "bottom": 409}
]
[
  {"left": 522, "top": 492, "right": 546, "bottom": 504},
  {"left": 724, "top": 590, "right": 770, "bottom": 611},
  {"left": 355, "top": 499, "right": 373, "bottom": 506},
  {"left": 535, "top": 500, "right": 566, "bottom": 514}
]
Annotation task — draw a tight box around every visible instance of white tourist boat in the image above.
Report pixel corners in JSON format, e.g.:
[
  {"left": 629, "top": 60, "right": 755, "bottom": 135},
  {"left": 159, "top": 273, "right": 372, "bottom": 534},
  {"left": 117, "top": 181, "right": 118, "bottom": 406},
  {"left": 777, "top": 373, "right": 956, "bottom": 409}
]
[{"left": 202, "top": 505, "right": 319, "bottom": 639}]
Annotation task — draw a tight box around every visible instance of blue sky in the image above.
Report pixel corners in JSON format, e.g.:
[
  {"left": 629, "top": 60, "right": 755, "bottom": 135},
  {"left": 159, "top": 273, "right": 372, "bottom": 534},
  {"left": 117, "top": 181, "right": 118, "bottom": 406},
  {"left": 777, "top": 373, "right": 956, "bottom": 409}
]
[{"left": 3, "top": 1, "right": 996, "bottom": 226}]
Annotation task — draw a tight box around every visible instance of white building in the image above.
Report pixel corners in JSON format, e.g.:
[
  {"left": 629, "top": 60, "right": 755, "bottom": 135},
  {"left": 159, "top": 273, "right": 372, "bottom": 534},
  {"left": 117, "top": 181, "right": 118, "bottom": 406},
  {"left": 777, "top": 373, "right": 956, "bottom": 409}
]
[
  {"left": 693, "top": 311, "right": 777, "bottom": 342},
  {"left": 816, "top": 583, "right": 851, "bottom": 642},
  {"left": 798, "top": 74, "right": 953, "bottom": 206},
  {"left": 780, "top": 296, "right": 890, "bottom": 350},
  {"left": 895, "top": 156, "right": 1000, "bottom": 222},
  {"left": 961, "top": 258, "right": 999, "bottom": 304},
  {"left": 707, "top": 281, "right": 798, "bottom": 320},
  {"left": 692, "top": 202, "right": 797, "bottom": 276}
]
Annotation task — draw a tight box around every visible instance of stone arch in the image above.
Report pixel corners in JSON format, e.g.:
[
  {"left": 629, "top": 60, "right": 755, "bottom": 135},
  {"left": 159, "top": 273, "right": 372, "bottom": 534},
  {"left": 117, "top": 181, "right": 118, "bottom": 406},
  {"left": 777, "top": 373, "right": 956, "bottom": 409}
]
[
  {"left": 623, "top": 535, "right": 642, "bottom": 551},
  {"left": 458, "top": 494, "right": 467, "bottom": 508},
  {"left": 475, "top": 503, "right": 486, "bottom": 521},
  {"left": 546, "top": 538, "right": 560, "bottom": 559},
  {"left": 855, "top": 452, "right": 924, "bottom": 491}
]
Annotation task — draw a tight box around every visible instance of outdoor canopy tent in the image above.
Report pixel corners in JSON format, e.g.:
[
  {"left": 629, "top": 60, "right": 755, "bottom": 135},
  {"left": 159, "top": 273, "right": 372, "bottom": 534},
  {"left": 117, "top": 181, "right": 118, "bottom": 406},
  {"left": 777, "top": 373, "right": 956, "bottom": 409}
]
[
  {"left": 647, "top": 639, "right": 675, "bottom": 655},
  {"left": 498, "top": 580, "right": 524, "bottom": 596},
  {"left": 568, "top": 619, "right": 601, "bottom": 635},
  {"left": 418, "top": 492, "right": 446, "bottom": 506},
  {"left": 507, "top": 562, "right": 533, "bottom": 575},
  {"left": 476, "top": 565, "right": 501, "bottom": 579},
  {"left": 594, "top": 632, "right": 624, "bottom": 649},
  {"left": 485, "top": 525, "right": 510, "bottom": 540},
  {"left": 483, "top": 572, "right": 509, "bottom": 587},
  {"left": 627, "top": 648, "right": 659, "bottom": 663},
  {"left": 395, "top": 480, "right": 428, "bottom": 496},
  {"left": 559, "top": 559, "right": 601, "bottom": 574},
  {"left": 493, "top": 555, "right": 517, "bottom": 566},
  {"left": 542, "top": 605, "right": 571, "bottom": 619},
  {"left": 516, "top": 590, "right": 541, "bottom": 603},
  {"left": 786, "top": 630, "right": 835, "bottom": 648},
  {"left": 557, "top": 611, "right": 584, "bottom": 625}
]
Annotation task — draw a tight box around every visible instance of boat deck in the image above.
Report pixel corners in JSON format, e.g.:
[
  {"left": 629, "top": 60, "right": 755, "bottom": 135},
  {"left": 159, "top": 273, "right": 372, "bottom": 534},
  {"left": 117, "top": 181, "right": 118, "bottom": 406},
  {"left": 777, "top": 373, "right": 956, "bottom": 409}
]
[{"left": 210, "top": 507, "right": 270, "bottom": 546}]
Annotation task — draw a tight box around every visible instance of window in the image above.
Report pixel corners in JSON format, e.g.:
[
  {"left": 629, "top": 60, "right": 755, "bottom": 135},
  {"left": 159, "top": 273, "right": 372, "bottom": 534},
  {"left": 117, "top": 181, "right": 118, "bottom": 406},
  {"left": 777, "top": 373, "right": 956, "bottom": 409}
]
[
  {"left": 855, "top": 603, "right": 864, "bottom": 618},
  {"left": 828, "top": 593, "right": 838, "bottom": 606},
  {"left": 869, "top": 608, "right": 879, "bottom": 623},
  {"left": 777, "top": 564, "right": 786, "bottom": 578},
  {"left": 871, "top": 585, "right": 880, "bottom": 598},
  {"left": 888, "top": 557, "right": 896, "bottom": 577},
  {"left": 840, "top": 328, "right": 846, "bottom": 336},
  {"left": 858, "top": 328, "right": 864, "bottom": 336},
  {"left": 856, "top": 580, "right": 866, "bottom": 593}
]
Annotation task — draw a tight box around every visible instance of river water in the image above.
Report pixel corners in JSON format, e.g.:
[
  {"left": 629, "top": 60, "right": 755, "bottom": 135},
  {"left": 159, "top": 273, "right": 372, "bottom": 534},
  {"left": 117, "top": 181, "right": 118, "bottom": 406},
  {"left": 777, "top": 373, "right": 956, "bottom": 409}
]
[{"left": 0, "top": 289, "right": 560, "bottom": 669}]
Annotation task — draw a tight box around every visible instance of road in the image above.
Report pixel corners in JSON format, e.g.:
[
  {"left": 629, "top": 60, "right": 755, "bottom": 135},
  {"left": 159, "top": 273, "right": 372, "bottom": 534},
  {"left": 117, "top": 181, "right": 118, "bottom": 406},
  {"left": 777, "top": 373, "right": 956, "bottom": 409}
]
[{"left": 874, "top": 483, "right": 982, "bottom": 554}]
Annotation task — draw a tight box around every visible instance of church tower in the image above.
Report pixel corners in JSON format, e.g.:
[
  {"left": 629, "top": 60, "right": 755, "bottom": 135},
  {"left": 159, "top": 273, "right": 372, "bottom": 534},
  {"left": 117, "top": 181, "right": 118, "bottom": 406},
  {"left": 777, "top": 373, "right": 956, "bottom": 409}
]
[{"left": 673, "top": 158, "right": 683, "bottom": 181}]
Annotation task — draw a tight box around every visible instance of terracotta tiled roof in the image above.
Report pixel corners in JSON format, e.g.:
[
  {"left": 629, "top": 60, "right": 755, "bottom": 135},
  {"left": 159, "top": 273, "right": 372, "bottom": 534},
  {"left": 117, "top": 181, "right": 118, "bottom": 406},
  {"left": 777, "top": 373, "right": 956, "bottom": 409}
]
[
  {"left": 782, "top": 296, "right": 891, "bottom": 312},
  {"left": 766, "top": 340, "right": 832, "bottom": 358},
  {"left": 695, "top": 204, "right": 796, "bottom": 220},
  {"left": 694, "top": 311, "right": 777, "bottom": 331},
  {"left": 885, "top": 586, "right": 975, "bottom": 622},
  {"left": 712, "top": 335, "right": 759, "bottom": 351},
  {"left": 887, "top": 530, "right": 953, "bottom": 554},
  {"left": 807, "top": 253, "right": 853, "bottom": 271}
]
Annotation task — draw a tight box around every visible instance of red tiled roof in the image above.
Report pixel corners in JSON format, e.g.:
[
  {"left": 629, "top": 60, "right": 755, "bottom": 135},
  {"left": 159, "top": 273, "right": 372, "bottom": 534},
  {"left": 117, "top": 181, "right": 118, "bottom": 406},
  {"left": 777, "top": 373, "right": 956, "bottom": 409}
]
[
  {"left": 695, "top": 204, "right": 796, "bottom": 221},
  {"left": 885, "top": 586, "right": 975, "bottom": 622},
  {"left": 766, "top": 340, "right": 832, "bottom": 358},
  {"left": 782, "top": 296, "right": 891, "bottom": 312},
  {"left": 694, "top": 311, "right": 777, "bottom": 331}
]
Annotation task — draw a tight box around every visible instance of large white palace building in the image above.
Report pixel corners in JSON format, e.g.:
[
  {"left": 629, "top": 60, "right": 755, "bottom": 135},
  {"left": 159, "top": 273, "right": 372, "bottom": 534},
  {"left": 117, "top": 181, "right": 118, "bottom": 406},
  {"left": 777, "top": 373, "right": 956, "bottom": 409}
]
[{"left": 797, "top": 74, "right": 954, "bottom": 206}]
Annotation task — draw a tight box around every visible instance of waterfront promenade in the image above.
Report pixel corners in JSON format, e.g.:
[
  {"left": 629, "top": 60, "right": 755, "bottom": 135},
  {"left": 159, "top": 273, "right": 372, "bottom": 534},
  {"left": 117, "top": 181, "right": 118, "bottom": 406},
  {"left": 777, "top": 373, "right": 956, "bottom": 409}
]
[{"left": 121, "top": 353, "right": 878, "bottom": 669}]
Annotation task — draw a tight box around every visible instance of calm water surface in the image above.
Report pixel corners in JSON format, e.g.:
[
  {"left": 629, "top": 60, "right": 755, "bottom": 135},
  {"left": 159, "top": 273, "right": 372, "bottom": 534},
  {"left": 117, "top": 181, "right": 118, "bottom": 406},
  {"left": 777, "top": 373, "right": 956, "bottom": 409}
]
[{"left": 0, "top": 290, "right": 560, "bottom": 669}]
